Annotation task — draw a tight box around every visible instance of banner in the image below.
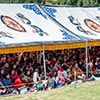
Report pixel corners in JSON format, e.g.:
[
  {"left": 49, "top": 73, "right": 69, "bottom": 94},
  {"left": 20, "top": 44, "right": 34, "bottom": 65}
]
[{"left": 0, "top": 40, "right": 100, "bottom": 54}]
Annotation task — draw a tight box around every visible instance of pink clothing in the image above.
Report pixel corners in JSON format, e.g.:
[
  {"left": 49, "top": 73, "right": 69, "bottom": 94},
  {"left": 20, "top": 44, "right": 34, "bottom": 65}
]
[{"left": 57, "top": 70, "right": 65, "bottom": 85}]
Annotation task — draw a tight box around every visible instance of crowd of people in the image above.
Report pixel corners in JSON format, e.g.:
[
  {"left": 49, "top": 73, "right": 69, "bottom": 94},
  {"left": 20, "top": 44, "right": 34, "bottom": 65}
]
[{"left": 0, "top": 46, "right": 100, "bottom": 95}]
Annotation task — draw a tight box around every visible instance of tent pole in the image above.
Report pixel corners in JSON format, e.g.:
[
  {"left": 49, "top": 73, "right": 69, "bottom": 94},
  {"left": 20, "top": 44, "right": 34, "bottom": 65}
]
[
  {"left": 42, "top": 42, "right": 46, "bottom": 80},
  {"left": 85, "top": 40, "right": 88, "bottom": 78}
]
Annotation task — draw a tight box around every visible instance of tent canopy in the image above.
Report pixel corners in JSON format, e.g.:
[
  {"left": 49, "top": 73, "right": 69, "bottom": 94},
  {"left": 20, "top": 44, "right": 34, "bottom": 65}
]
[
  {"left": 0, "top": 4, "right": 100, "bottom": 54},
  {"left": 42, "top": 5, "right": 100, "bottom": 40},
  {"left": 0, "top": 3, "right": 80, "bottom": 47}
]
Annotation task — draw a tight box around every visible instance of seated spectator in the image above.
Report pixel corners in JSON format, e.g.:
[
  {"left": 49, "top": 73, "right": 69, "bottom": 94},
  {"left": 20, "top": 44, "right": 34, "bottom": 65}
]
[
  {"left": 24, "top": 70, "right": 33, "bottom": 91},
  {"left": 53, "top": 71, "right": 62, "bottom": 88},
  {"left": 2, "top": 73, "right": 12, "bottom": 87},
  {"left": 0, "top": 69, "right": 6, "bottom": 95},
  {"left": 61, "top": 64, "right": 71, "bottom": 84},
  {"left": 57, "top": 67, "right": 65, "bottom": 85},
  {"left": 62, "top": 64, "right": 67, "bottom": 79},
  {"left": 47, "top": 77, "right": 55, "bottom": 89},
  {"left": 71, "top": 62, "right": 86, "bottom": 81},
  {"left": 14, "top": 74, "right": 27, "bottom": 94},
  {"left": 0, "top": 55, "right": 6, "bottom": 63},
  {"left": 11, "top": 70, "right": 20, "bottom": 83},
  {"left": 1, "top": 73, "right": 15, "bottom": 94},
  {"left": 11, "top": 69, "right": 26, "bottom": 94},
  {"left": 24, "top": 70, "right": 33, "bottom": 83},
  {"left": 0, "top": 69, "right": 5, "bottom": 82}
]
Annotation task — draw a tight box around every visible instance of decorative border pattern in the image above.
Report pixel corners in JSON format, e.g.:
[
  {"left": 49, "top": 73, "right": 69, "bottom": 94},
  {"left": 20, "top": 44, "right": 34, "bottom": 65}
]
[
  {"left": 43, "top": 6, "right": 57, "bottom": 17},
  {"left": 68, "top": 16, "right": 95, "bottom": 36},
  {"left": 60, "top": 29, "right": 78, "bottom": 41},
  {"left": 23, "top": 4, "right": 47, "bottom": 19}
]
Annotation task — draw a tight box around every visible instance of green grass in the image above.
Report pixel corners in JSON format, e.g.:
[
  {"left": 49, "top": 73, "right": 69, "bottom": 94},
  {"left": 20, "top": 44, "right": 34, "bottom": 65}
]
[{"left": 1, "top": 80, "right": 100, "bottom": 100}]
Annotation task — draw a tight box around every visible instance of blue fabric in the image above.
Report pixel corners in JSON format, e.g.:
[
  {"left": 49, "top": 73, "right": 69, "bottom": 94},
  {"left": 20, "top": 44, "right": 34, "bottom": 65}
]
[
  {"left": 0, "top": 82, "right": 3, "bottom": 86},
  {"left": 2, "top": 78, "right": 12, "bottom": 86},
  {"left": 43, "top": 6, "right": 57, "bottom": 17},
  {"left": 62, "top": 71, "right": 67, "bottom": 79},
  {"left": 54, "top": 77, "right": 62, "bottom": 88},
  {"left": 97, "top": 64, "right": 100, "bottom": 69}
]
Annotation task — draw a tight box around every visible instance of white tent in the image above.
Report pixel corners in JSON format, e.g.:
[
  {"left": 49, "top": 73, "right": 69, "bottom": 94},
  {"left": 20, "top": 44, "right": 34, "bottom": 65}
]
[
  {"left": 42, "top": 5, "right": 100, "bottom": 40},
  {"left": 0, "top": 4, "right": 80, "bottom": 47},
  {"left": 0, "top": 4, "right": 100, "bottom": 54}
]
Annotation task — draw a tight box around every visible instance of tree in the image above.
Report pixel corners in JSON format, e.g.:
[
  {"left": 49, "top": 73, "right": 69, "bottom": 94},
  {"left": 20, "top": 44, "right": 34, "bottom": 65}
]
[
  {"left": 0, "top": 0, "right": 99, "bottom": 6},
  {"left": 90, "top": 0, "right": 99, "bottom": 6},
  {"left": 82, "top": 0, "right": 99, "bottom": 6},
  {"left": 67, "top": 0, "right": 77, "bottom": 6},
  {"left": 77, "top": 0, "right": 83, "bottom": 6}
]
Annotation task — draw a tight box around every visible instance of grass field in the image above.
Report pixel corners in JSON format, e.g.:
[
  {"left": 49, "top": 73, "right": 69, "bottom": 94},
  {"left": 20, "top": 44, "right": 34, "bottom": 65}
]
[{"left": 1, "top": 80, "right": 100, "bottom": 100}]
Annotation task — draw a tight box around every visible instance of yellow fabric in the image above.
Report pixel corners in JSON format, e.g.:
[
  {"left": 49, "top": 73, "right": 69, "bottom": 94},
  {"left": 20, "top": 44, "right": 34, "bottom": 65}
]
[{"left": 0, "top": 40, "right": 100, "bottom": 54}]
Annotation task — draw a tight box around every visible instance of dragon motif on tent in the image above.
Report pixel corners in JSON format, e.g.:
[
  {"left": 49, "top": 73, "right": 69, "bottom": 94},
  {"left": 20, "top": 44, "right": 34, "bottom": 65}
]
[
  {"left": 0, "top": 31, "right": 13, "bottom": 38},
  {"left": 16, "top": 13, "right": 49, "bottom": 36},
  {"left": 96, "top": 16, "right": 100, "bottom": 21},
  {"left": 68, "top": 15, "right": 95, "bottom": 35},
  {"left": 60, "top": 29, "right": 78, "bottom": 41}
]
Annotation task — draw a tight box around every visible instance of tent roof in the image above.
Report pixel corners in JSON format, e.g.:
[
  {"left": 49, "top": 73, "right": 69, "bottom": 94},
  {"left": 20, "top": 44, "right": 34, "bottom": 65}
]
[
  {"left": 0, "top": 4, "right": 100, "bottom": 54},
  {"left": 42, "top": 5, "right": 100, "bottom": 40},
  {"left": 0, "top": 3, "right": 81, "bottom": 47}
]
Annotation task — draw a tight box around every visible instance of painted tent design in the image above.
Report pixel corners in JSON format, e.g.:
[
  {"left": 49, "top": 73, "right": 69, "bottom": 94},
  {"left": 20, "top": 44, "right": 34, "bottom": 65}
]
[
  {"left": 0, "top": 4, "right": 80, "bottom": 47},
  {"left": 42, "top": 6, "right": 100, "bottom": 40}
]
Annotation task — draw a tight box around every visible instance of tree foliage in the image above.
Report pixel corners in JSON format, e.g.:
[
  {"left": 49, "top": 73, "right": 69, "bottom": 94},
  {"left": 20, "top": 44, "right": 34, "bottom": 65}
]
[
  {"left": 56, "top": 0, "right": 99, "bottom": 6},
  {"left": 0, "top": 0, "right": 99, "bottom": 6}
]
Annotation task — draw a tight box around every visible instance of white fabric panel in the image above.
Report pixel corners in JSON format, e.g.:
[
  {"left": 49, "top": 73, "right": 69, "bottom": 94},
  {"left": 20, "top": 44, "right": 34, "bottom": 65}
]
[
  {"left": 42, "top": 6, "right": 100, "bottom": 40},
  {"left": 0, "top": 4, "right": 79, "bottom": 46}
]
